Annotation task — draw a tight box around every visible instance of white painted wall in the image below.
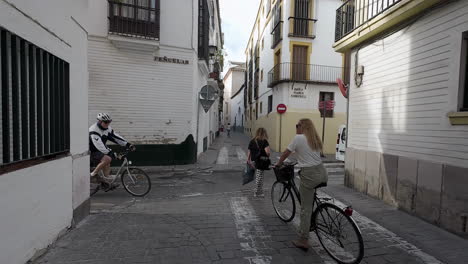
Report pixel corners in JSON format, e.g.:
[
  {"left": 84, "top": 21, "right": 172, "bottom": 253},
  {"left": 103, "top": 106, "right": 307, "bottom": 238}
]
[
  {"left": 347, "top": 0, "right": 468, "bottom": 167},
  {"left": 88, "top": 37, "right": 195, "bottom": 145},
  {"left": 231, "top": 88, "right": 245, "bottom": 129},
  {"left": 247, "top": 0, "right": 345, "bottom": 119},
  {"left": 311, "top": 0, "right": 343, "bottom": 66},
  {"left": 0, "top": 1, "right": 89, "bottom": 262},
  {"left": 0, "top": 158, "right": 73, "bottom": 264},
  {"left": 224, "top": 66, "right": 245, "bottom": 126},
  {"left": 88, "top": 0, "right": 222, "bottom": 156},
  {"left": 279, "top": 83, "right": 347, "bottom": 113},
  {"left": 224, "top": 72, "right": 233, "bottom": 124}
]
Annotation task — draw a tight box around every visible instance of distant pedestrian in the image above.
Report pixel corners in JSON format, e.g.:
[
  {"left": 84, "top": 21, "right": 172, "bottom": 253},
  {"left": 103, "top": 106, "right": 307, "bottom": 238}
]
[
  {"left": 276, "top": 118, "right": 328, "bottom": 250},
  {"left": 247, "top": 128, "right": 271, "bottom": 198},
  {"left": 227, "top": 123, "right": 231, "bottom": 137}
]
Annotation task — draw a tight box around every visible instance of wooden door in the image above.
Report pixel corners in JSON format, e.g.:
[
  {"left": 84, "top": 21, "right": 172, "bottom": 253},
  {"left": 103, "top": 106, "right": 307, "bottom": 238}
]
[{"left": 292, "top": 45, "right": 308, "bottom": 81}]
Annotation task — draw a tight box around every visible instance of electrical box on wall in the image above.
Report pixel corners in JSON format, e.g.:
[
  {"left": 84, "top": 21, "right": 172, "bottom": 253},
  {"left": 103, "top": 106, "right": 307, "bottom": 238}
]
[{"left": 357, "top": 65, "right": 365, "bottom": 75}]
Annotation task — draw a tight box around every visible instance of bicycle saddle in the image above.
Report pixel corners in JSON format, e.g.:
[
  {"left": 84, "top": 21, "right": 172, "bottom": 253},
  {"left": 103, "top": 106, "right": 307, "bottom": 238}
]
[{"left": 315, "top": 182, "right": 327, "bottom": 189}]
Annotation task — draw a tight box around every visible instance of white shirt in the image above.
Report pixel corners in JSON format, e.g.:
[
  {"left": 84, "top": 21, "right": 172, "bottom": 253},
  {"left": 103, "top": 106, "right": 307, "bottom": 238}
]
[{"left": 287, "top": 134, "right": 322, "bottom": 167}]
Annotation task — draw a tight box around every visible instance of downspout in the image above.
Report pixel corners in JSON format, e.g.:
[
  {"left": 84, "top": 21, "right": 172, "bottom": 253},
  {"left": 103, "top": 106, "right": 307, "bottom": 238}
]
[
  {"left": 196, "top": 96, "right": 201, "bottom": 154},
  {"left": 194, "top": 0, "right": 201, "bottom": 155}
]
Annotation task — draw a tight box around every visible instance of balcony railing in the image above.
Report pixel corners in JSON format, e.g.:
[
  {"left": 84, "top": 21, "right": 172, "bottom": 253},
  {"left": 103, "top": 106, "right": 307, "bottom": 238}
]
[
  {"left": 267, "top": 63, "right": 343, "bottom": 87},
  {"left": 288, "top": 17, "right": 317, "bottom": 38},
  {"left": 271, "top": 21, "right": 283, "bottom": 49},
  {"left": 335, "top": 0, "right": 401, "bottom": 42},
  {"left": 108, "top": 0, "right": 160, "bottom": 40}
]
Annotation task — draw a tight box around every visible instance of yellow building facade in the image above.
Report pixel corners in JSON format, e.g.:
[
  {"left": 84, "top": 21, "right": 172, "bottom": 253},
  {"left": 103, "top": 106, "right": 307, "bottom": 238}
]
[{"left": 244, "top": 0, "right": 347, "bottom": 153}]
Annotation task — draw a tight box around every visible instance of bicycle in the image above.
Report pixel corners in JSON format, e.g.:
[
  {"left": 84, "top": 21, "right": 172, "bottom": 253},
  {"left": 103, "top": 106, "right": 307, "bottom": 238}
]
[
  {"left": 90, "top": 149, "right": 152, "bottom": 197},
  {"left": 271, "top": 162, "right": 364, "bottom": 264}
]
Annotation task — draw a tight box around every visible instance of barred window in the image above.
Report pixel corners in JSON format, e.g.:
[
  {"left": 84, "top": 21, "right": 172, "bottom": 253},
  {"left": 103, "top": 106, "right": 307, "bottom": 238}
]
[
  {"left": 198, "top": 0, "right": 210, "bottom": 64},
  {"left": 319, "top": 92, "right": 334, "bottom": 118},
  {"left": 461, "top": 32, "right": 468, "bottom": 111},
  {"left": 108, "top": 0, "right": 160, "bottom": 40},
  {"left": 1, "top": 27, "right": 70, "bottom": 167}
]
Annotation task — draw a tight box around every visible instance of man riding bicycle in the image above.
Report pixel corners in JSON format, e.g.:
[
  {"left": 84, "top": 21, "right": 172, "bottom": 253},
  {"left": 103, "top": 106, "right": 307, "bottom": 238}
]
[{"left": 89, "top": 113, "right": 135, "bottom": 188}]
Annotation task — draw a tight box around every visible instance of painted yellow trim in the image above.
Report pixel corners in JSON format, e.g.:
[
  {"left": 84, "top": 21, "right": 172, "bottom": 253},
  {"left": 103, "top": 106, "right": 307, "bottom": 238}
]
[
  {"left": 289, "top": 0, "right": 314, "bottom": 36},
  {"left": 274, "top": 42, "right": 282, "bottom": 64},
  {"left": 334, "top": 0, "right": 441, "bottom": 53},
  {"left": 289, "top": 41, "right": 312, "bottom": 81},
  {"left": 250, "top": 111, "right": 347, "bottom": 154},
  {"left": 289, "top": 41, "right": 312, "bottom": 65},
  {"left": 448, "top": 112, "right": 468, "bottom": 125}
]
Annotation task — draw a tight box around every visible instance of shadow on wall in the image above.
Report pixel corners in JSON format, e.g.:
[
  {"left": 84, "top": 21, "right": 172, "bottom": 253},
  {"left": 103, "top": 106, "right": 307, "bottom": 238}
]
[{"left": 345, "top": 16, "right": 468, "bottom": 238}]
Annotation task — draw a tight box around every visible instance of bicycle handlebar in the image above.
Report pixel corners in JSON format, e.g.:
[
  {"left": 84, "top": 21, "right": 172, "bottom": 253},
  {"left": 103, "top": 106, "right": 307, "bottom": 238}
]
[
  {"left": 116, "top": 148, "right": 136, "bottom": 160},
  {"left": 270, "top": 161, "right": 298, "bottom": 169}
]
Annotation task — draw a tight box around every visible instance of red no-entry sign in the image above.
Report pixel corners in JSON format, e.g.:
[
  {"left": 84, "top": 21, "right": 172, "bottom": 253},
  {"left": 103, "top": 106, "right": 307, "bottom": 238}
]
[{"left": 277, "top": 104, "right": 287, "bottom": 114}]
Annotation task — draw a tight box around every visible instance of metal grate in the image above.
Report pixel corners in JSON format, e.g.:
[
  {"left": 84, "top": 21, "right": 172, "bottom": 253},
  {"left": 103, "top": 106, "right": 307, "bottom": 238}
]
[
  {"left": 198, "top": 0, "right": 210, "bottom": 64},
  {"left": 271, "top": 3, "right": 283, "bottom": 49},
  {"left": 1, "top": 27, "right": 70, "bottom": 166},
  {"left": 335, "top": 0, "right": 402, "bottom": 42},
  {"left": 268, "top": 63, "right": 344, "bottom": 88},
  {"left": 108, "top": 0, "right": 160, "bottom": 40}
]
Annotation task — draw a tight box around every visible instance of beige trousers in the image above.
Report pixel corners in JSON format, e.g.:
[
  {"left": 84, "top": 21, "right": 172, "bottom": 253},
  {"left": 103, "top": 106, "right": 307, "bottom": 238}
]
[{"left": 298, "top": 163, "right": 328, "bottom": 239}]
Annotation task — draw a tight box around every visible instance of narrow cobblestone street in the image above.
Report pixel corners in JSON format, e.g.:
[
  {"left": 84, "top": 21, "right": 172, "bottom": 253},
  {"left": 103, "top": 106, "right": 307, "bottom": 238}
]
[{"left": 35, "top": 132, "right": 468, "bottom": 264}]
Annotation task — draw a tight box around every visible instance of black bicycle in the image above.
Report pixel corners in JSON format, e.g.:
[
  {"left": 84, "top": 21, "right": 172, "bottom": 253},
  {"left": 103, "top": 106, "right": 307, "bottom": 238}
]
[
  {"left": 271, "top": 162, "right": 364, "bottom": 264},
  {"left": 90, "top": 149, "right": 151, "bottom": 197}
]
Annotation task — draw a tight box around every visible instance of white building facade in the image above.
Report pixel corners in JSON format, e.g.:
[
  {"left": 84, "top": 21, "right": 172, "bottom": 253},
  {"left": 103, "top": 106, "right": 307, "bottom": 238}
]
[
  {"left": 230, "top": 84, "right": 246, "bottom": 133},
  {"left": 334, "top": 0, "right": 468, "bottom": 236},
  {"left": 0, "top": 0, "right": 89, "bottom": 263},
  {"left": 245, "top": 0, "right": 346, "bottom": 154},
  {"left": 87, "top": 0, "right": 224, "bottom": 165},
  {"left": 222, "top": 62, "right": 246, "bottom": 132}
]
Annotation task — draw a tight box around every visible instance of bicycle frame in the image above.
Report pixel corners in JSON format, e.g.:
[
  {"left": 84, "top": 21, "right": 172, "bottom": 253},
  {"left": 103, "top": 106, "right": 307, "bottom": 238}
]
[
  {"left": 285, "top": 178, "right": 329, "bottom": 211},
  {"left": 98, "top": 157, "right": 132, "bottom": 184}
]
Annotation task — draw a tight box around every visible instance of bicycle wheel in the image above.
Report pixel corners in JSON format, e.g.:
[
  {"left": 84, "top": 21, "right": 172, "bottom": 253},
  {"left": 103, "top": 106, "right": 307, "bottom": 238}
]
[
  {"left": 271, "top": 181, "right": 296, "bottom": 222},
  {"left": 313, "top": 203, "right": 364, "bottom": 264},
  {"left": 121, "top": 168, "right": 152, "bottom": 197}
]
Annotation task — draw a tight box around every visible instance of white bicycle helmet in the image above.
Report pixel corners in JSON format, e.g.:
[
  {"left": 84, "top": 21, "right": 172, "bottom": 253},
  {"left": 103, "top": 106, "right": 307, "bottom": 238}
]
[{"left": 97, "top": 113, "right": 112, "bottom": 122}]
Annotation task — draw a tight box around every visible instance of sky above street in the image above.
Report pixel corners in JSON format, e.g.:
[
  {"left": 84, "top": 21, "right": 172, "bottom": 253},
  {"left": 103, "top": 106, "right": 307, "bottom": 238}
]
[{"left": 219, "top": 0, "right": 261, "bottom": 68}]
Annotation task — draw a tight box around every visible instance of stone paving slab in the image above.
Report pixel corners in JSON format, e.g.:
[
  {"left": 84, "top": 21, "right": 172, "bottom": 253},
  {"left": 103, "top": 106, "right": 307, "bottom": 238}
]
[{"left": 33, "top": 132, "right": 468, "bottom": 264}]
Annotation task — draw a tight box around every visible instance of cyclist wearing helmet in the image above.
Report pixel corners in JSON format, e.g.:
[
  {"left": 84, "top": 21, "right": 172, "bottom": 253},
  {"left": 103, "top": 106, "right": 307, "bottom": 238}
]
[{"left": 89, "top": 113, "right": 135, "bottom": 184}]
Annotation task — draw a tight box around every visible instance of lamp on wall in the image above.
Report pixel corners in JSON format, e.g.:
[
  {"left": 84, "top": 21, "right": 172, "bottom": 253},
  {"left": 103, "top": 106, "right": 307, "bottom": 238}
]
[{"left": 209, "top": 45, "right": 218, "bottom": 58}]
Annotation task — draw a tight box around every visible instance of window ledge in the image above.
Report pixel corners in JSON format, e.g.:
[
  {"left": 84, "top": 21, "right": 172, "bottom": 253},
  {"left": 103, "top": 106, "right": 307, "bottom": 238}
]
[
  {"left": 108, "top": 34, "right": 160, "bottom": 52},
  {"left": 448, "top": 112, "right": 468, "bottom": 125}
]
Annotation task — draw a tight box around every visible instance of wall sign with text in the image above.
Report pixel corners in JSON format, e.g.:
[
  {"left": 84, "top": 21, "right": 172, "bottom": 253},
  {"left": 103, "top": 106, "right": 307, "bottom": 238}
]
[
  {"left": 154, "top": 56, "right": 190, "bottom": 65},
  {"left": 291, "top": 87, "right": 306, "bottom": 98}
]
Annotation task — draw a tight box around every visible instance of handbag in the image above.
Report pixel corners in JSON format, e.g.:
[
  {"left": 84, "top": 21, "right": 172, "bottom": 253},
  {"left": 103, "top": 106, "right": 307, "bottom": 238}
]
[
  {"left": 242, "top": 162, "right": 256, "bottom": 185},
  {"left": 255, "top": 140, "right": 271, "bottom": 170}
]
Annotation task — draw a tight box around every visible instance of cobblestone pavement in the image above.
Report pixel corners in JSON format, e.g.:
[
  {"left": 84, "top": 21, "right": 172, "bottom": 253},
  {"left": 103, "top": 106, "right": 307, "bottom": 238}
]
[{"left": 34, "top": 132, "right": 468, "bottom": 264}]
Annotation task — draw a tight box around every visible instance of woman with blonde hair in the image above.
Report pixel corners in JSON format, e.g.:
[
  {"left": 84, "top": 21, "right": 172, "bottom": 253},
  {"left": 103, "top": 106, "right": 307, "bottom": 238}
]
[
  {"left": 276, "top": 118, "right": 328, "bottom": 250},
  {"left": 247, "top": 127, "right": 271, "bottom": 197}
]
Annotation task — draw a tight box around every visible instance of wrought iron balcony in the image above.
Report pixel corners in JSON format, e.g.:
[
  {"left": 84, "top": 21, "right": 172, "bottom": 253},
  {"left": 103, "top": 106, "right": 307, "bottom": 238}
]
[
  {"left": 288, "top": 17, "right": 317, "bottom": 38},
  {"left": 271, "top": 21, "right": 283, "bottom": 49},
  {"left": 335, "top": 0, "right": 401, "bottom": 42},
  {"left": 267, "top": 63, "right": 343, "bottom": 88},
  {"left": 108, "top": 0, "right": 160, "bottom": 40}
]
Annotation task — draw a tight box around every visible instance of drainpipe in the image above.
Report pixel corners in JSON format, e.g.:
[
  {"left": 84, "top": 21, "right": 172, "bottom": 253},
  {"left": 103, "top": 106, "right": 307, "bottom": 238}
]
[{"left": 196, "top": 95, "right": 201, "bottom": 155}]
